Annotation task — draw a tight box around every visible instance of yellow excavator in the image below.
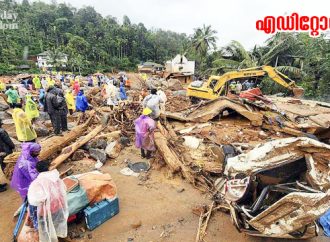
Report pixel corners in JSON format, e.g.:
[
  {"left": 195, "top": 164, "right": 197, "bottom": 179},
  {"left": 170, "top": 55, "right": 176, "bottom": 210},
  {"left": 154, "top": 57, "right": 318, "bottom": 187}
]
[{"left": 187, "top": 66, "right": 304, "bottom": 101}]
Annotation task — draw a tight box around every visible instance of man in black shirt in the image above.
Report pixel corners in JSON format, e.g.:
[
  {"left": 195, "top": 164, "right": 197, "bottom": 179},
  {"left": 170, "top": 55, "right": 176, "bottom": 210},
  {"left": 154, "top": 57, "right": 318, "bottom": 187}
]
[{"left": 0, "top": 119, "right": 15, "bottom": 192}]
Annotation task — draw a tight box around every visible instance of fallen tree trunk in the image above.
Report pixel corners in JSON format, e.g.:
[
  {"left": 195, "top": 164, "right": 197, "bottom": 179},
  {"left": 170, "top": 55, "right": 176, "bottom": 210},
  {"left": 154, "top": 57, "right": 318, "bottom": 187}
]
[
  {"left": 4, "top": 111, "right": 96, "bottom": 164},
  {"left": 154, "top": 131, "right": 181, "bottom": 173},
  {"left": 50, "top": 124, "right": 104, "bottom": 170}
]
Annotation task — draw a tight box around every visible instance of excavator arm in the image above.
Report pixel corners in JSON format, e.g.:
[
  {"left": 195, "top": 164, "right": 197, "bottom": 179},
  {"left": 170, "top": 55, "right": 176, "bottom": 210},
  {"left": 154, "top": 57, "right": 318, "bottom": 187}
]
[{"left": 210, "top": 66, "right": 304, "bottom": 97}]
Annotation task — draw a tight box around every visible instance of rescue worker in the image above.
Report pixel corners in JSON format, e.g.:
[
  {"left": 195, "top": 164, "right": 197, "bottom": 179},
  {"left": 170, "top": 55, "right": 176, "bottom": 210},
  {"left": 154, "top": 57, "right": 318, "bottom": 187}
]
[
  {"left": 106, "top": 82, "right": 119, "bottom": 107},
  {"left": 11, "top": 142, "right": 41, "bottom": 200},
  {"left": 134, "top": 108, "right": 156, "bottom": 159},
  {"left": 0, "top": 81, "right": 5, "bottom": 92},
  {"left": 65, "top": 89, "right": 76, "bottom": 115},
  {"left": 44, "top": 86, "right": 68, "bottom": 135},
  {"left": 229, "top": 81, "right": 237, "bottom": 94},
  {"left": 76, "top": 90, "right": 89, "bottom": 113},
  {"left": 236, "top": 82, "right": 243, "bottom": 94},
  {"left": 0, "top": 119, "right": 15, "bottom": 192},
  {"left": 41, "top": 77, "right": 48, "bottom": 90},
  {"left": 73, "top": 80, "right": 80, "bottom": 95},
  {"left": 46, "top": 76, "right": 55, "bottom": 87},
  {"left": 119, "top": 81, "right": 128, "bottom": 101},
  {"left": 25, "top": 94, "right": 40, "bottom": 121},
  {"left": 32, "top": 75, "right": 41, "bottom": 90},
  {"left": 12, "top": 103, "right": 37, "bottom": 142},
  {"left": 142, "top": 88, "right": 163, "bottom": 120},
  {"left": 157, "top": 87, "right": 167, "bottom": 113},
  {"left": 5, "top": 86, "right": 19, "bottom": 108},
  {"left": 27, "top": 161, "right": 69, "bottom": 242}
]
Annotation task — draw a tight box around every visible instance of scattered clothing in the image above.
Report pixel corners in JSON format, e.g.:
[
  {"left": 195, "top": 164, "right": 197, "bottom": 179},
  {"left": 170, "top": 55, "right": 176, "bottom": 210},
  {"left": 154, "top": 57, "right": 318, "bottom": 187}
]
[{"left": 11, "top": 142, "right": 41, "bottom": 199}]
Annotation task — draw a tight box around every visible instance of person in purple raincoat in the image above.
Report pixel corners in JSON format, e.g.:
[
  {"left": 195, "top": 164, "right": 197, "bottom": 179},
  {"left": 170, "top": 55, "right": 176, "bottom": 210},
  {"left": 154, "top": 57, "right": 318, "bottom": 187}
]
[
  {"left": 134, "top": 108, "right": 156, "bottom": 159},
  {"left": 11, "top": 142, "right": 41, "bottom": 200}
]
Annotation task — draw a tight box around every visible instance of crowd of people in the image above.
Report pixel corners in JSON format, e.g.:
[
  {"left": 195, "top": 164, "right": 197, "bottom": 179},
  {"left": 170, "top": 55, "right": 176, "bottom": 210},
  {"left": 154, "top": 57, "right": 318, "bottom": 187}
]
[{"left": 0, "top": 72, "right": 168, "bottom": 241}]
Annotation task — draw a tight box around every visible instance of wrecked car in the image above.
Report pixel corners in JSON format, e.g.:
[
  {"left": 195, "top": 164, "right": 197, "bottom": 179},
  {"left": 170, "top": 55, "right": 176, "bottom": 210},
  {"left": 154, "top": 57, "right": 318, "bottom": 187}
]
[{"left": 222, "top": 137, "right": 330, "bottom": 239}]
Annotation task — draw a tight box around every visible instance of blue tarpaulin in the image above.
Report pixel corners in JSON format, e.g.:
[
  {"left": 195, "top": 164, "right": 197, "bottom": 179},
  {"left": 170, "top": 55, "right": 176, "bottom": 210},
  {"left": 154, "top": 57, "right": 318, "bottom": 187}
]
[{"left": 319, "top": 209, "right": 330, "bottom": 237}]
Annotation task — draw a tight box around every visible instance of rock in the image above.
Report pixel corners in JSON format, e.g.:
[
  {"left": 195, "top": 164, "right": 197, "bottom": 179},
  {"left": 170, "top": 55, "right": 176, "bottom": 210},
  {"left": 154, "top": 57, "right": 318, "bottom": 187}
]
[
  {"left": 258, "top": 130, "right": 268, "bottom": 139},
  {"left": 120, "top": 136, "right": 130, "bottom": 146},
  {"left": 182, "top": 136, "right": 201, "bottom": 149},
  {"left": 172, "top": 90, "right": 187, "bottom": 96},
  {"left": 88, "top": 234, "right": 93, "bottom": 239},
  {"left": 72, "top": 149, "right": 86, "bottom": 161},
  {"left": 37, "top": 111, "right": 50, "bottom": 121},
  {"left": 33, "top": 123, "right": 50, "bottom": 137},
  {"left": 89, "top": 148, "right": 107, "bottom": 163},
  {"left": 165, "top": 78, "right": 183, "bottom": 91},
  {"left": 105, "top": 141, "right": 122, "bottom": 158},
  {"left": 130, "top": 220, "right": 142, "bottom": 229},
  {"left": 87, "top": 138, "right": 107, "bottom": 150}
]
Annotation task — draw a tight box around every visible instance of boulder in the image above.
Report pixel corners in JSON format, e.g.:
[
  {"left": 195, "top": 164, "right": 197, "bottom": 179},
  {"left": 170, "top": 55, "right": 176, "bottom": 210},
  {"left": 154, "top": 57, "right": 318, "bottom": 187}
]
[
  {"left": 85, "top": 138, "right": 107, "bottom": 150},
  {"left": 89, "top": 148, "right": 107, "bottom": 163},
  {"left": 34, "top": 123, "right": 50, "bottom": 137},
  {"left": 72, "top": 149, "right": 86, "bottom": 161}
]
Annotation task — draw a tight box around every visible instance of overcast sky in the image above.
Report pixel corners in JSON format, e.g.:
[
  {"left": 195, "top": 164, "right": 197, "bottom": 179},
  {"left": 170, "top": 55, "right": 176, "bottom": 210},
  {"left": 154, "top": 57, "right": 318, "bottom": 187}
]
[{"left": 37, "top": 0, "right": 330, "bottom": 50}]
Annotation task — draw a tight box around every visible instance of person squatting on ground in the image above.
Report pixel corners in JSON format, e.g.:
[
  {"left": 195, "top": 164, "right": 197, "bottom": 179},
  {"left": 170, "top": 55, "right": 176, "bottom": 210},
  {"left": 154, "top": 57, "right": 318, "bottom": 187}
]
[
  {"left": 44, "top": 86, "right": 68, "bottom": 135},
  {"left": 134, "top": 108, "right": 156, "bottom": 159}
]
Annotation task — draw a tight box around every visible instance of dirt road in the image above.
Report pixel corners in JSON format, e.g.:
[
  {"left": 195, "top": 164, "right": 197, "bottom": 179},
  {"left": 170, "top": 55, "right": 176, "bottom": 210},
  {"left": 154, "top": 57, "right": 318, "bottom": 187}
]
[{"left": 0, "top": 146, "right": 328, "bottom": 242}]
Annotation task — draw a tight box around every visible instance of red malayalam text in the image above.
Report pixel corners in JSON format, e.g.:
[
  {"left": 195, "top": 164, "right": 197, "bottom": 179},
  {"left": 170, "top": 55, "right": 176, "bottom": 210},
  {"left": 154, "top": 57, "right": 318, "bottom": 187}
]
[{"left": 256, "top": 13, "right": 330, "bottom": 37}]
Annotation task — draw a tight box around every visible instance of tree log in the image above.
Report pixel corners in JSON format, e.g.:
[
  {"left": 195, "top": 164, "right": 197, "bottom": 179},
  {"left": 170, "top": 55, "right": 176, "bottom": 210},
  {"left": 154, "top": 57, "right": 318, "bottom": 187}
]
[
  {"left": 154, "top": 131, "right": 181, "bottom": 173},
  {"left": 4, "top": 111, "right": 96, "bottom": 164},
  {"left": 50, "top": 124, "right": 104, "bottom": 170}
]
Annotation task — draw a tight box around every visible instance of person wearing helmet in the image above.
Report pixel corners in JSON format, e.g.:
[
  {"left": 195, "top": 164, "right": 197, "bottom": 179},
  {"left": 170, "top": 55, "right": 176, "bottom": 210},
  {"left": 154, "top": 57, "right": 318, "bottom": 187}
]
[{"left": 134, "top": 108, "right": 156, "bottom": 159}]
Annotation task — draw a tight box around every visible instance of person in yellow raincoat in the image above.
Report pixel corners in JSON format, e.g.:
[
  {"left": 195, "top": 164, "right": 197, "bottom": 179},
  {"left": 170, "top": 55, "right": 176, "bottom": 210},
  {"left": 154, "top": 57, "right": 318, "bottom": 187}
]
[
  {"left": 32, "top": 76, "right": 41, "bottom": 89},
  {"left": 65, "top": 90, "right": 75, "bottom": 115},
  {"left": 12, "top": 103, "right": 37, "bottom": 142},
  {"left": 46, "top": 76, "right": 55, "bottom": 87},
  {"left": 0, "top": 81, "right": 5, "bottom": 92},
  {"left": 25, "top": 94, "right": 40, "bottom": 121}
]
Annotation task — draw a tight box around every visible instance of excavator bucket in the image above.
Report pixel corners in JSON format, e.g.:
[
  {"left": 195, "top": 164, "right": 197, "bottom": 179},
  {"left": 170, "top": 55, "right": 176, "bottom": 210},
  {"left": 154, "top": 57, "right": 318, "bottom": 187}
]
[{"left": 292, "top": 87, "right": 304, "bottom": 98}]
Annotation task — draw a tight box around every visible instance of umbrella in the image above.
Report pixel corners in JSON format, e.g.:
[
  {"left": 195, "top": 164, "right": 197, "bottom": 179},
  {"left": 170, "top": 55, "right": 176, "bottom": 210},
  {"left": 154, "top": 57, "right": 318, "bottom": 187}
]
[{"left": 93, "top": 72, "right": 103, "bottom": 76}]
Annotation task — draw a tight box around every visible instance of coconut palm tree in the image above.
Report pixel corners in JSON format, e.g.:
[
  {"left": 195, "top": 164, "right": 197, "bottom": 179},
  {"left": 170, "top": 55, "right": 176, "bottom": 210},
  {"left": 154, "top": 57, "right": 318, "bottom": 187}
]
[{"left": 191, "top": 24, "right": 218, "bottom": 64}]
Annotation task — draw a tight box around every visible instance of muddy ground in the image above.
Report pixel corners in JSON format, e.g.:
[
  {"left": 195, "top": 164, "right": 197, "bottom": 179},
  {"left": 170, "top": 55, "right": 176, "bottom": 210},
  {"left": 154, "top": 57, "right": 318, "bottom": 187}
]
[{"left": 0, "top": 145, "right": 328, "bottom": 242}]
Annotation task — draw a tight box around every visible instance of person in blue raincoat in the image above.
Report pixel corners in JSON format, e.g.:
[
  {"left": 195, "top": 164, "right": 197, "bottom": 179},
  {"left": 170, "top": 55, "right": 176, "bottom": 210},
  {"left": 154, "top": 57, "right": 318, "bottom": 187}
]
[
  {"left": 75, "top": 90, "right": 89, "bottom": 113},
  {"left": 119, "top": 81, "right": 127, "bottom": 100}
]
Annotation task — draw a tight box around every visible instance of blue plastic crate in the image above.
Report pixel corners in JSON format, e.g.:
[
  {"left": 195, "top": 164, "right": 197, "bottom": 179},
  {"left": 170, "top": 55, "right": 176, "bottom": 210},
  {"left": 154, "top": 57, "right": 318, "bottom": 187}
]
[{"left": 84, "top": 197, "right": 119, "bottom": 230}]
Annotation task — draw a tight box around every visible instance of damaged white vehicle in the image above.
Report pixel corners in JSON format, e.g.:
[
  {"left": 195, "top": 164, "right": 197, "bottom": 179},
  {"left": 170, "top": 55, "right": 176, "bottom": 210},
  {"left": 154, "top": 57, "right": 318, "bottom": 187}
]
[{"left": 222, "top": 137, "right": 330, "bottom": 239}]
